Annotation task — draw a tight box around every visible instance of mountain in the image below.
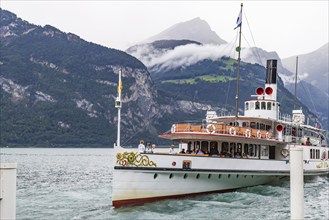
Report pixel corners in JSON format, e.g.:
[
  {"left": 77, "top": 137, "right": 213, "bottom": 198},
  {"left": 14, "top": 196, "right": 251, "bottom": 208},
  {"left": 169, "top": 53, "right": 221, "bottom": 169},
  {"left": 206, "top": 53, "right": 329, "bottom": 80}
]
[
  {"left": 281, "top": 43, "right": 329, "bottom": 96},
  {"left": 286, "top": 81, "right": 328, "bottom": 128},
  {"left": 143, "top": 17, "right": 226, "bottom": 46},
  {"left": 0, "top": 9, "right": 230, "bottom": 147},
  {"left": 280, "top": 43, "right": 329, "bottom": 129},
  {"left": 127, "top": 40, "right": 317, "bottom": 126},
  {"left": 0, "top": 9, "right": 324, "bottom": 147},
  {"left": 0, "top": 9, "right": 162, "bottom": 147},
  {"left": 128, "top": 31, "right": 328, "bottom": 129}
]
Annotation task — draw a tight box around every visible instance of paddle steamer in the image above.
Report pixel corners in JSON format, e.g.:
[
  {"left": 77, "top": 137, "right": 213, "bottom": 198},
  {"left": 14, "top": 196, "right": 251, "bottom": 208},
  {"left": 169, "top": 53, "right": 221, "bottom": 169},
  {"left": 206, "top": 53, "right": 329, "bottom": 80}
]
[{"left": 112, "top": 5, "right": 328, "bottom": 208}]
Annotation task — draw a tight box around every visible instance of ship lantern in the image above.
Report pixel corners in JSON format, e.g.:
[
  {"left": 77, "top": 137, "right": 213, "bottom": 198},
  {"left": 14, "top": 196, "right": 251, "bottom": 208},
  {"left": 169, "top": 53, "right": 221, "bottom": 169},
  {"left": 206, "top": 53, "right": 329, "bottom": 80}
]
[
  {"left": 265, "top": 87, "right": 273, "bottom": 95},
  {"left": 276, "top": 124, "right": 283, "bottom": 132},
  {"left": 276, "top": 124, "right": 284, "bottom": 141},
  {"left": 256, "top": 87, "right": 264, "bottom": 95},
  {"left": 115, "top": 97, "right": 122, "bottom": 108}
]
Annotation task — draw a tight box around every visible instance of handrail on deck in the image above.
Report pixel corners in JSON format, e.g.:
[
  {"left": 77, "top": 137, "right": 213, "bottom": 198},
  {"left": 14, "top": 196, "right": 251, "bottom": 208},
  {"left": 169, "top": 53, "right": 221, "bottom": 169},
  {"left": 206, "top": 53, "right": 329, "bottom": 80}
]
[{"left": 171, "top": 123, "right": 273, "bottom": 139}]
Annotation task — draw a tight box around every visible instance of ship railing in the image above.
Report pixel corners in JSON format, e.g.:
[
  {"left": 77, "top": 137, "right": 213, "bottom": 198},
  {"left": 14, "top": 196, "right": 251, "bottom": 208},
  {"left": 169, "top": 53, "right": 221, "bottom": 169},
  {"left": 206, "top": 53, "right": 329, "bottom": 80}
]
[
  {"left": 279, "top": 113, "right": 292, "bottom": 123},
  {"left": 171, "top": 123, "right": 273, "bottom": 139}
]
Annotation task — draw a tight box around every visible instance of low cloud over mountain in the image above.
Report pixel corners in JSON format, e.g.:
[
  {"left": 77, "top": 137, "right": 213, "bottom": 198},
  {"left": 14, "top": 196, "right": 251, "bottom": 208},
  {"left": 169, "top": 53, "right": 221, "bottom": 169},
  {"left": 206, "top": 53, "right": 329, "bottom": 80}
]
[{"left": 129, "top": 41, "right": 290, "bottom": 75}]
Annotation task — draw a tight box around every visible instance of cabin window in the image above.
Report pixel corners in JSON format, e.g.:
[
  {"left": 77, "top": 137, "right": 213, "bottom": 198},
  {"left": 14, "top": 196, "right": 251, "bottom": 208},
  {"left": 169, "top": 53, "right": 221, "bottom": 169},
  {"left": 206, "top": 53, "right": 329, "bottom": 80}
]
[
  {"left": 210, "top": 141, "right": 218, "bottom": 148},
  {"left": 194, "top": 141, "right": 201, "bottom": 152},
  {"left": 245, "top": 102, "right": 249, "bottom": 110},
  {"left": 261, "top": 102, "right": 266, "bottom": 110},
  {"left": 250, "top": 102, "right": 255, "bottom": 109},
  {"left": 201, "top": 141, "right": 209, "bottom": 153},
  {"left": 236, "top": 143, "right": 242, "bottom": 157},
  {"left": 260, "top": 123, "right": 265, "bottom": 130},
  {"left": 210, "top": 142, "right": 218, "bottom": 153},
  {"left": 310, "top": 149, "right": 313, "bottom": 159},
  {"left": 242, "top": 122, "right": 248, "bottom": 127},
  {"left": 244, "top": 144, "right": 249, "bottom": 154},
  {"left": 222, "top": 142, "right": 229, "bottom": 153},
  {"left": 188, "top": 142, "right": 192, "bottom": 152},
  {"left": 267, "top": 102, "right": 271, "bottom": 110},
  {"left": 256, "top": 122, "right": 260, "bottom": 129},
  {"left": 248, "top": 144, "right": 254, "bottom": 157},
  {"left": 255, "top": 101, "right": 260, "bottom": 110},
  {"left": 230, "top": 143, "right": 236, "bottom": 157},
  {"left": 237, "top": 143, "right": 242, "bottom": 153},
  {"left": 229, "top": 121, "right": 239, "bottom": 126},
  {"left": 261, "top": 146, "right": 269, "bottom": 156},
  {"left": 254, "top": 145, "right": 258, "bottom": 157},
  {"left": 266, "top": 125, "right": 272, "bottom": 131}
]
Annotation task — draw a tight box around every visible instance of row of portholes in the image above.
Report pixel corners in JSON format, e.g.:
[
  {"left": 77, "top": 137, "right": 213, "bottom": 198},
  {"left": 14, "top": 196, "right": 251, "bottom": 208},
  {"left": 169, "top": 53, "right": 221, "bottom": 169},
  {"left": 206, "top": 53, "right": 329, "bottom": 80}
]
[{"left": 153, "top": 173, "right": 255, "bottom": 179}]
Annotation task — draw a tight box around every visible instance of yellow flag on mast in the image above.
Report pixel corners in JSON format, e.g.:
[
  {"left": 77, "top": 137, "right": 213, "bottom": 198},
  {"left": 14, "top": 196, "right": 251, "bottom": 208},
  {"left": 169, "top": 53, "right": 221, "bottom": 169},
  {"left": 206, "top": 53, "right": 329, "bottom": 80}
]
[{"left": 118, "top": 79, "right": 122, "bottom": 94}]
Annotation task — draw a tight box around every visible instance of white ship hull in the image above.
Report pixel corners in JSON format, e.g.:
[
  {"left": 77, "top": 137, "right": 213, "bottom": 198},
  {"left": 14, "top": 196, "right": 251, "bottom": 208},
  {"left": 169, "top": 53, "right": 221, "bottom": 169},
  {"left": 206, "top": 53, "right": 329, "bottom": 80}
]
[
  {"left": 112, "top": 147, "right": 328, "bottom": 207},
  {"left": 113, "top": 168, "right": 275, "bottom": 207}
]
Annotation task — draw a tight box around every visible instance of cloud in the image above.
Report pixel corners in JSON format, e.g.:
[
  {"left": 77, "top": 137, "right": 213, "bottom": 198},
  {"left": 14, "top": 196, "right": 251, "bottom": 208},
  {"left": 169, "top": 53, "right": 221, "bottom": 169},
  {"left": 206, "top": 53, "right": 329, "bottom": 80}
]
[{"left": 130, "top": 43, "right": 239, "bottom": 72}]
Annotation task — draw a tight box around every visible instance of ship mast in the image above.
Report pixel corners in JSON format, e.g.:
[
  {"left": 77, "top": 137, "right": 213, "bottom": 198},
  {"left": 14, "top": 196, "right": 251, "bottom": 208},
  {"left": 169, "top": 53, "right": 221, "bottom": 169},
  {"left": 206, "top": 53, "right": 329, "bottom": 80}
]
[
  {"left": 293, "top": 56, "right": 298, "bottom": 110},
  {"left": 115, "top": 70, "right": 122, "bottom": 147},
  {"left": 235, "top": 3, "right": 243, "bottom": 123}
]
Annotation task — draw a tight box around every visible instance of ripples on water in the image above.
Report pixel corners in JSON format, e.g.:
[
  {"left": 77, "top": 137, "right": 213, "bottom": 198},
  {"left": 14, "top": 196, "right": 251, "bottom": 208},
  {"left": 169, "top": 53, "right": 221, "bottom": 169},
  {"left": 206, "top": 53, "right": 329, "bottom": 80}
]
[{"left": 1, "top": 148, "right": 328, "bottom": 219}]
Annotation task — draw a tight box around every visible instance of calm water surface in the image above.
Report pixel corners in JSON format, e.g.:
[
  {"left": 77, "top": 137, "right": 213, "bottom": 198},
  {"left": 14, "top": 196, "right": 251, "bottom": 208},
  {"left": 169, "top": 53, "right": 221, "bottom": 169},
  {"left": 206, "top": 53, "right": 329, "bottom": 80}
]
[{"left": 1, "top": 148, "right": 328, "bottom": 219}]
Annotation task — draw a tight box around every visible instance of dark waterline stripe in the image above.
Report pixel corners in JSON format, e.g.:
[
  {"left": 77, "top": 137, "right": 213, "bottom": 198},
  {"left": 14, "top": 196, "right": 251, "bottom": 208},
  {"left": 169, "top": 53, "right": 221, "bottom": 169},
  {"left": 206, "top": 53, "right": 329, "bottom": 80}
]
[{"left": 112, "top": 188, "right": 239, "bottom": 208}]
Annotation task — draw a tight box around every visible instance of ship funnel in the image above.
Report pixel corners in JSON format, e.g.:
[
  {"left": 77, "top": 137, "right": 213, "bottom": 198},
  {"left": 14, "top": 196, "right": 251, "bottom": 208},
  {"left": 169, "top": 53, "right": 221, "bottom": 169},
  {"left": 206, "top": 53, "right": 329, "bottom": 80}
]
[{"left": 266, "top": 60, "right": 277, "bottom": 84}]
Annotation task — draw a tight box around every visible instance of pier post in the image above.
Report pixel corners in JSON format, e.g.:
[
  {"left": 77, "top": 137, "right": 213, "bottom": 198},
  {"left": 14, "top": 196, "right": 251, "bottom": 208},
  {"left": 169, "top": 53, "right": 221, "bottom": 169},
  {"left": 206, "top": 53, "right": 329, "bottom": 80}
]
[
  {"left": 0, "top": 163, "right": 17, "bottom": 220},
  {"left": 290, "top": 147, "right": 304, "bottom": 220}
]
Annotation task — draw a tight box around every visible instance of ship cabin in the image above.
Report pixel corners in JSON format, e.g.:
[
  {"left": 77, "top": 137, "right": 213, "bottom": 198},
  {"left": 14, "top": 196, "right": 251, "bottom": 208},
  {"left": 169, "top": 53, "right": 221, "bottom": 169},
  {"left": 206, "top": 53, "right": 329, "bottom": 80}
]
[
  {"left": 160, "top": 111, "right": 327, "bottom": 162},
  {"left": 159, "top": 59, "right": 328, "bottom": 161}
]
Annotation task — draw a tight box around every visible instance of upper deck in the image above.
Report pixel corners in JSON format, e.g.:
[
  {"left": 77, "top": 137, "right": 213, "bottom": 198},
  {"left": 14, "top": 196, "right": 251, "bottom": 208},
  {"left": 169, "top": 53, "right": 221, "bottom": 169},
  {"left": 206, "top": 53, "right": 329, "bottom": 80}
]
[{"left": 159, "top": 114, "right": 327, "bottom": 148}]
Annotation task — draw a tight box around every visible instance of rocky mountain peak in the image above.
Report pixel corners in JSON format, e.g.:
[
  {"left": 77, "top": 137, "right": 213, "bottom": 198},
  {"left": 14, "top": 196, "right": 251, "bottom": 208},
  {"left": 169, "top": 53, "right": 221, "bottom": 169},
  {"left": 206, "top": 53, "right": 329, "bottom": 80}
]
[
  {"left": 143, "top": 17, "right": 226, "bottom": 46},
  {"left": 0, "top": 9, "right": 37, "bottom": 41}
]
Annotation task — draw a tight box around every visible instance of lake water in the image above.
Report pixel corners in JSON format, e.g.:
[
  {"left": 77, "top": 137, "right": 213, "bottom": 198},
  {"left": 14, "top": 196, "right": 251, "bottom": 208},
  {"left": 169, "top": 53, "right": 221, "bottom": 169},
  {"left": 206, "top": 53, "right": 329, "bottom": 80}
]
[{"left": 1, "top": 148, "right": 328, "bottom": 219}]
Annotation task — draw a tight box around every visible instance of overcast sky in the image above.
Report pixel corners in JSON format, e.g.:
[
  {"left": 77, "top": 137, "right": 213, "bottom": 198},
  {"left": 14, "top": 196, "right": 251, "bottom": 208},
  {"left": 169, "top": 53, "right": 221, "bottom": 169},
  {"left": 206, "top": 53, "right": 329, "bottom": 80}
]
[{"left": 2, "top": 1, "right": 328, "bottom": 58}]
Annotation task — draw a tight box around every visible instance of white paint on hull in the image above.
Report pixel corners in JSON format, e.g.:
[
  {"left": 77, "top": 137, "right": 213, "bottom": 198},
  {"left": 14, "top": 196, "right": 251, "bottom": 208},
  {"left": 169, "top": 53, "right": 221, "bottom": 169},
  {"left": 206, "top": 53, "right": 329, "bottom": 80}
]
[
  {"left": 112, "top": 169, "right": 276, "bottom": 201},
  {"left": 112, "top": 146, "right": 328, "bottom": 204}
]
